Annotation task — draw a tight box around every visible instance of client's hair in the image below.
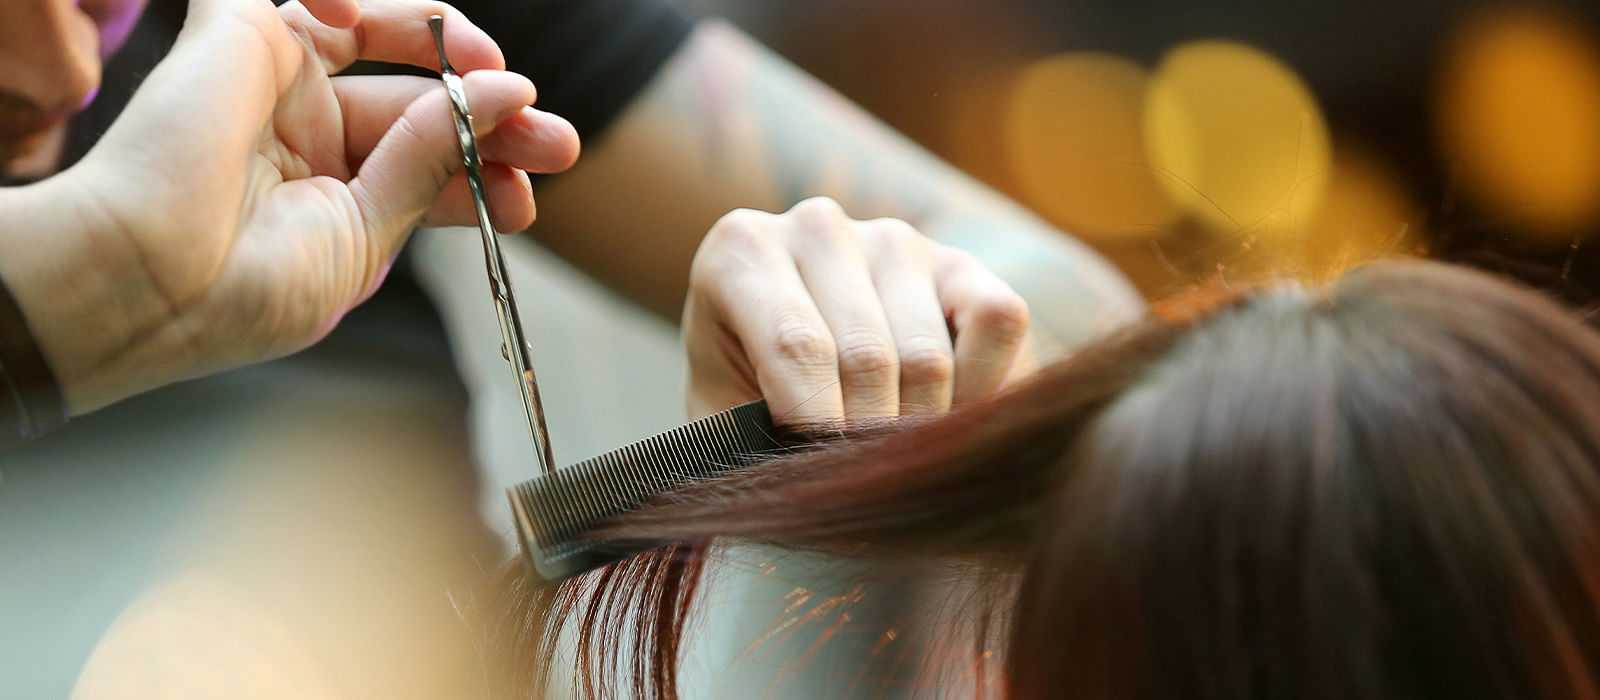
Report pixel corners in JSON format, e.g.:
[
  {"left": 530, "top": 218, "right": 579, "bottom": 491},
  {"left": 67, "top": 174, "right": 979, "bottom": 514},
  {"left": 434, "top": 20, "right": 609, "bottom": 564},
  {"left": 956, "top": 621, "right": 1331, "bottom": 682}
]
[{"left": 493, "top": 260, "right": 1600, "bottom": 699}]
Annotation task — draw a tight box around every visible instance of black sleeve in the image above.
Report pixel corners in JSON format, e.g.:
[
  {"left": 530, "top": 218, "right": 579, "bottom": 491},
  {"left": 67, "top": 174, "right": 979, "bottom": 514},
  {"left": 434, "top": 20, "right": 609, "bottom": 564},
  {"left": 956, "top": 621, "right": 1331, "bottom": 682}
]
[
  {"left": 448, "top": 0, "right": 695, "bottom": 142},
  {"left": 0, "top": 274, "right": 67, "bottom": 451}
]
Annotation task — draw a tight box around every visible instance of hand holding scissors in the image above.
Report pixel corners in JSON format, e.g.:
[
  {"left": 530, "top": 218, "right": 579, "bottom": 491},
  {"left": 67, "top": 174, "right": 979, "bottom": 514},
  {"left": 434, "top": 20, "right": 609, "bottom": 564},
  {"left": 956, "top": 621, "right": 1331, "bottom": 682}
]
[{"left": 2, "top": 0, "right": 579, "bottom": 412}]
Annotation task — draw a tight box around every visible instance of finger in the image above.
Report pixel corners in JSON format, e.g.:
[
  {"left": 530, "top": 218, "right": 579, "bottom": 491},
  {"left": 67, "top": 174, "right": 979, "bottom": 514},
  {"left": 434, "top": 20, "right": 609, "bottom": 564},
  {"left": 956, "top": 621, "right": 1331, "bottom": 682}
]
[
  {"left": 421, "top": 164, "right": 536, "bottom": 232},
  {"left": 335, "top": 76, "right": 578, "bottom": 173},
  {"left": 935, "top": 248, "right": 1033, "bottom": 404},
  {"left": 296, "top": 0, "right": 359, "bottom": 28},
  {"left": 863, "top": 220, "right": 955, "bottom": 416},
  {"left": 786, "top": 198, "right": 901, "bottom": 420},
  {"left": 695, "top": 211, "right": 844, "bottom": 426},
  {"left": 278, "top": 0, "right": 504, "bottom": 75},
  {"left": 477, "top": 108, "right": 581, "bottom": 174},
  {"left": 347, "top": 69, "right": 536, "bottom": 259},
  {"left": 683, "top": 297, "right": 764, "bottom": 418}
]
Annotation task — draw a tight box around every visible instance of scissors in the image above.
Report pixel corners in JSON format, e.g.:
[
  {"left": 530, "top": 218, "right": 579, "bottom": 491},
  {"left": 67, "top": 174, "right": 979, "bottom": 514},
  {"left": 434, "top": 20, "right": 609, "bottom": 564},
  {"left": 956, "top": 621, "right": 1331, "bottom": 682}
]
[{"left": 429, "top": 15, "right": 557, "bottom": 476}]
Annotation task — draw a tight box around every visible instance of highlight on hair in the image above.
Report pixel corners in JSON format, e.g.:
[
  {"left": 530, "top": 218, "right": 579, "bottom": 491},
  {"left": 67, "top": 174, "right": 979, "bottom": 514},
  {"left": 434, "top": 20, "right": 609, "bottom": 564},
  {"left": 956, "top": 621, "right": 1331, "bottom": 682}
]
[{"left": 491, "top": 260, "right": 1600, "bottom": 699}]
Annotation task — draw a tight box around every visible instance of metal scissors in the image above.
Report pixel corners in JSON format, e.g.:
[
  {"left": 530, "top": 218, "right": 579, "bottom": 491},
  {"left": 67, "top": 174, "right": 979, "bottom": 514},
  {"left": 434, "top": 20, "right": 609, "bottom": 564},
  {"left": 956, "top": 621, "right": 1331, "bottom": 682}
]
[{"left": 429, "top": 15, "right": 556, "bottom": 476}]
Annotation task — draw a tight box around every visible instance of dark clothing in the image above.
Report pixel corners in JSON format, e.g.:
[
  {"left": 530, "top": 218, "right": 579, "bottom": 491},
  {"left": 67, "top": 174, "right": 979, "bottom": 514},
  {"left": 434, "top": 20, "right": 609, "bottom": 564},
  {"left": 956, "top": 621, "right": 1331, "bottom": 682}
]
[
  {"left": 468, "top": 0, "right": 692, "bottom": 143},
  {"left": 0, "top": 274, "right": 65, "bottom": 447},
  {"left": 0, "top": 0, "right": 694, "bottom": 450},
  {"left": 64, "top": 0, "right": 693, "bottom": 163}
]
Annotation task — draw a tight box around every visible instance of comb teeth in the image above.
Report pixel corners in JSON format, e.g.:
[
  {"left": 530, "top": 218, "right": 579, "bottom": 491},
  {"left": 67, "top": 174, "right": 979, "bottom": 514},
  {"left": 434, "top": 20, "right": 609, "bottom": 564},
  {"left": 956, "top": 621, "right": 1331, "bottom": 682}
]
[{"left": 507, "top": 400, "right": 781, "bottom": 583}]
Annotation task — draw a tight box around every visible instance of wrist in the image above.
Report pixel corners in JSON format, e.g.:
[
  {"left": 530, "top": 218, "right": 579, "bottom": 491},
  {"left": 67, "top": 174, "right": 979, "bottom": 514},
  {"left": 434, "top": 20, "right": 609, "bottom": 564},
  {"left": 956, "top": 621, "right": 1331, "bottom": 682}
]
[{"left": 0, "top": 173, "right": 175, "bottom": 413}]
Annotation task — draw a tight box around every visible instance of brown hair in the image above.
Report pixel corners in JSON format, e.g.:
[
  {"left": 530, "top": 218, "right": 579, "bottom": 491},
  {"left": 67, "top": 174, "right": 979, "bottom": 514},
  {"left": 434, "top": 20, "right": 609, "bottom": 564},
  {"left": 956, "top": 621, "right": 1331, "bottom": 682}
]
[{"left": 493, "top": 260, "right": 1600, "bottom": 699}]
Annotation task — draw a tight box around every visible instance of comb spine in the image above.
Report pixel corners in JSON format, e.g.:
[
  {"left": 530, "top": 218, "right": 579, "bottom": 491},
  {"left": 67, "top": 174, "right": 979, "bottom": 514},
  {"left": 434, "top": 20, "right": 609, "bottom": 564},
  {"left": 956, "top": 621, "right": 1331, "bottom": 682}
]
[{"left": 508, "top": 400, "right": 781, "bottom": 583}]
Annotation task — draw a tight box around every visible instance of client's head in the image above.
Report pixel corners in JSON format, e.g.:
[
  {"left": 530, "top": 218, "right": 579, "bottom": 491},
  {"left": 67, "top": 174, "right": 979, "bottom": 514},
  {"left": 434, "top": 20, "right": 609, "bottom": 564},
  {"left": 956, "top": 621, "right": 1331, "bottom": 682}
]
[{"left": 506, "top": 259, "right": 1600, "bottom": 700}]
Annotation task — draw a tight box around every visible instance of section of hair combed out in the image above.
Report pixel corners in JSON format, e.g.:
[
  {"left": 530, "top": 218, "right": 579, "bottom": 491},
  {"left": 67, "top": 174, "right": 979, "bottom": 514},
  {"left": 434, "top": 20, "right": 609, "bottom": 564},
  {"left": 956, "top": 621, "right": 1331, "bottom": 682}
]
[{"left": 496, "top": 261, "right": 1600, "bottom": 700}]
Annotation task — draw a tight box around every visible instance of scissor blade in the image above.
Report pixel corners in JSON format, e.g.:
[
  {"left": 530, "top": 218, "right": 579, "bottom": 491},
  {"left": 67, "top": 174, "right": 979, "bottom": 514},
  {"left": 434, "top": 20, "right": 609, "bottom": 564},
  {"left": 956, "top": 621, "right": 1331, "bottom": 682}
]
[{"left": 428, "top": 14, "right": 558, "bottom": 477}]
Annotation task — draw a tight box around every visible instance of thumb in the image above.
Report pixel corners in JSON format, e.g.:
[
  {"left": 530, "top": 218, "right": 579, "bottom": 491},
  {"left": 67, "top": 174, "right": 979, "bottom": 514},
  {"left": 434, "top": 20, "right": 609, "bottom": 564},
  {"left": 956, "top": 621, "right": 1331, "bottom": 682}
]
[{"left": 346, "top": 70, "right": 537, "bottom": 259}]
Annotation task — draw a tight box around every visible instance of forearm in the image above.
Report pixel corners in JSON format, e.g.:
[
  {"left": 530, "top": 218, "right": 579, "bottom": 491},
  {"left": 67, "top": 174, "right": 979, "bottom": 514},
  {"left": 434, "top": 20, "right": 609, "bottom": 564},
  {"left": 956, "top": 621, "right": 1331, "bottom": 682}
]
[{"left": 530, "top": 21, "right": 1143, "bottom": 354}]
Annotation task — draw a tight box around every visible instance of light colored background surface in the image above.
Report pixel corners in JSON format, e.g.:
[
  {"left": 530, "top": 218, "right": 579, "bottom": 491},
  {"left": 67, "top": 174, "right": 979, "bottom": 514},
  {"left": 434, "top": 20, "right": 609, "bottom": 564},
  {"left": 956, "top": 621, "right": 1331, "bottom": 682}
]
[
  {"left": 0, "top": 230, "right": 887, "bottom": 698},
  {"left": 0, "top": 231, "right": 685, "bottom": 698}
]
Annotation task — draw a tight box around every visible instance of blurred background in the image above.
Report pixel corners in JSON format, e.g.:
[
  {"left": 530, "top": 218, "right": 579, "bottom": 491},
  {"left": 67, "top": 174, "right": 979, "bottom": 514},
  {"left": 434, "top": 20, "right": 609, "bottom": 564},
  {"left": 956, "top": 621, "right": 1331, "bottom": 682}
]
[
  {"left": 694, "top": 0, "right": 1600, "bottom": 302},
  {"left": 7, "top": 0, "right": 1600, "bottom": 697}
]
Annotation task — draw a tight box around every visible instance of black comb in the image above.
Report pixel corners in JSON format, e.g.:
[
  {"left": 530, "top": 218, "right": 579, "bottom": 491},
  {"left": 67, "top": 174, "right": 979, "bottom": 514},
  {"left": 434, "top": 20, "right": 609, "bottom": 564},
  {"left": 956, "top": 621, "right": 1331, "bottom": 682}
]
[{"left": 506, "top": 400, "right": 783, "bottom": 583}]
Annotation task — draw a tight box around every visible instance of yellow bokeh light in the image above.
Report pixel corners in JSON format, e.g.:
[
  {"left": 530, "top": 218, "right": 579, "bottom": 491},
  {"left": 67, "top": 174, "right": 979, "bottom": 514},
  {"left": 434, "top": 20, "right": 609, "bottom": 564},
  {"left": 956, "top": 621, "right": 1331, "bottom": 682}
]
[
  {"left": 1004, "top": 53, "right": 1180, "bottom": 239},
  {"left": 1145, "top": 41, "right": 1332, "bottom": 241},
  {"left": 1437, "top": 8, "right": 1600, "bottom": 239},
  {"left": 1156, "top": 147, "right": 1423, "bottom": 290}
]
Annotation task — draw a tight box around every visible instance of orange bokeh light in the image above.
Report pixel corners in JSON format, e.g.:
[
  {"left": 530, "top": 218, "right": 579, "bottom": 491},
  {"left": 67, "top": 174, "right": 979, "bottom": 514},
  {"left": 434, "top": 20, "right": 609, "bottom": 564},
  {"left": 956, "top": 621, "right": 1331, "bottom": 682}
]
[
  {"left": 1004, "top": 53, "right": 1179, "bottom": 240},
  {"left": 1438, "top": 8, "right": 1600, "bottom": 239}
]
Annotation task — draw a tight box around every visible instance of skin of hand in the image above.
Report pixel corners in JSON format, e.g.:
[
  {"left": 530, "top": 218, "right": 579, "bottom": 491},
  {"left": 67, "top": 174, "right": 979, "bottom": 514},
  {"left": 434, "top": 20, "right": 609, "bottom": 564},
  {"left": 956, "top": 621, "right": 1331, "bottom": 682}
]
[
  {"left": 683, "top": 196, "right": 1034, "bottom": 425},
  {"left": 0, "top": 0, "right": 580, "bottom": 413}
]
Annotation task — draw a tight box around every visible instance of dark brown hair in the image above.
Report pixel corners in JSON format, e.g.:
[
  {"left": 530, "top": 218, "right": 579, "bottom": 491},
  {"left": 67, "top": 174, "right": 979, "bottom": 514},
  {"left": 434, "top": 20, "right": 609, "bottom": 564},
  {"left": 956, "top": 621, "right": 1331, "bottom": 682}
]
[{"left": 493, "top": 260, "right": 1600, "bottom": 699}]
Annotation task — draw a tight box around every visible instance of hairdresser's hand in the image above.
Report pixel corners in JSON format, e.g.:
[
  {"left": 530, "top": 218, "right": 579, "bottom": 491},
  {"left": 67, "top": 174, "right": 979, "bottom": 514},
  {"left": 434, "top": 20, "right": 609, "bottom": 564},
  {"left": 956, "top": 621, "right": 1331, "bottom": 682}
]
[
  {"left": 684, "top": 197, "right": 1033, "bottom": 424},
  {"left": 0, "top": 0, "right": 580, "bottom": 412}
]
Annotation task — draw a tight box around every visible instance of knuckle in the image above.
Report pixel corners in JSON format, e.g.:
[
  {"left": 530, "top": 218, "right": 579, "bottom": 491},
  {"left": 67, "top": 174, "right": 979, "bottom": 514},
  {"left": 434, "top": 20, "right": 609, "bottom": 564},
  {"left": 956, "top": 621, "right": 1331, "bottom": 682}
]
[
  {"left": 972, "top": 292, "right": 1032, "bottom": 344},
  {"left": 865, "top": 219, "right": 930, "bottom": 263},
  {"left": 940, "top": 246, "right": 982, "bottom": 271},
  {"left": 790, "top": 196, "right": 847, "bottom": 218},
  {"left": 770, "top": 315, "right": 837, "bottom": 370},
  {"left": 787, "top": 197, "right": 850, "bottom": 231},
  {"left": 693, "top": 210, "right": 780, "bottom": 286},
  {"left": 898, "top": 341, "right": 955, "bottom": 386},
  {"left": 834, "top": 331, "right": 899, "bottom": 384},
  {"left": 711, "top": 208, "right": 772, "bottom": 236},
  {"left": 704, "top": 209, "right": 778, "bottom": 254},
  {"left": 866, "top": 218, "right": 924, "bottom": 246}
]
